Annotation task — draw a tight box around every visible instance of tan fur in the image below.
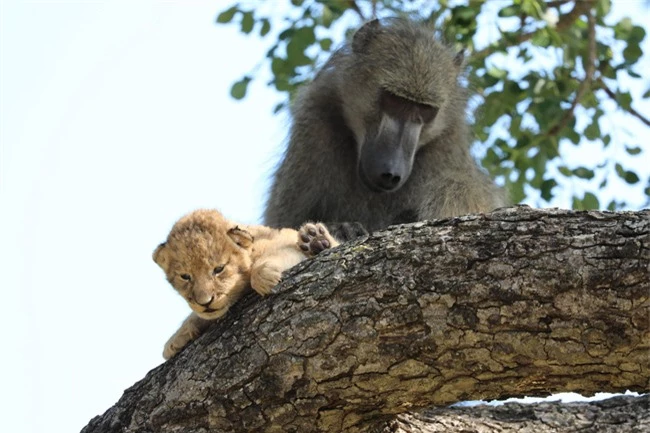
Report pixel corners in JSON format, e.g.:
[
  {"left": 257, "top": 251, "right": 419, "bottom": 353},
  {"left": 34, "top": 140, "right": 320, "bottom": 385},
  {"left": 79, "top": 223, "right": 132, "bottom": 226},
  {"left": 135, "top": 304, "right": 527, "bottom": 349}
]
[{"left": 154, "top": 209, "right": 338, "bottom": 359}]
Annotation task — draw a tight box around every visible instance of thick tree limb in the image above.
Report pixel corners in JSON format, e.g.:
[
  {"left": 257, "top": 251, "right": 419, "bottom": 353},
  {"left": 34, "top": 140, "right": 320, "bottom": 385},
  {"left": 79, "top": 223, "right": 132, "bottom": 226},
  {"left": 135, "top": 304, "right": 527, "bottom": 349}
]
[
  {"left": 82, "top": 207, "right": 649, "bottom": 433},
  {"left": 380, "top": 394, "right": 649, "bottom": 432}
]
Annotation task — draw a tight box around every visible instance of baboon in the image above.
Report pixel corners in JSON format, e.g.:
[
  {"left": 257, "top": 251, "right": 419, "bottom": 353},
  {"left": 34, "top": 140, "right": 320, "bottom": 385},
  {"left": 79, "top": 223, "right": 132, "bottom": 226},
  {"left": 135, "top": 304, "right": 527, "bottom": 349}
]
[{"left": 264, "top": 18, "right": 506, "bottom": 238}]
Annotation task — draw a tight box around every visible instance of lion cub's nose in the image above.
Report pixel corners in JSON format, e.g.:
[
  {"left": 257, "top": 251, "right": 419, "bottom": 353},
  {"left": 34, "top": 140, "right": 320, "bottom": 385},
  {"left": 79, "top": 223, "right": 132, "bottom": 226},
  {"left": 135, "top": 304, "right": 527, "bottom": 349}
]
[{"left": 196, "top": 295, "right": 214, "bottom": 307}]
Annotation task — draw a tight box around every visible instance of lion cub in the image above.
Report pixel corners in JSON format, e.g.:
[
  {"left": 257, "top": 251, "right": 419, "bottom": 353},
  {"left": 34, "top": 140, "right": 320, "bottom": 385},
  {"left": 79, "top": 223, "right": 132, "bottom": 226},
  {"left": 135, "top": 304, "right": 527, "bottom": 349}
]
[{"left": 154, "top": 209, "right": 338, "bottom": 359}]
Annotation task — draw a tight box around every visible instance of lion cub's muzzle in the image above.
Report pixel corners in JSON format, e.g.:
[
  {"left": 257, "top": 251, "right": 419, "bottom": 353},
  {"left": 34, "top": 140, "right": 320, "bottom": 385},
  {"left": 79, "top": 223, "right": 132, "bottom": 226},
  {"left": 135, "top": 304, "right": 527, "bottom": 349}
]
[{"left": 189, "top": 292, "right": 229, "bottom": 318}]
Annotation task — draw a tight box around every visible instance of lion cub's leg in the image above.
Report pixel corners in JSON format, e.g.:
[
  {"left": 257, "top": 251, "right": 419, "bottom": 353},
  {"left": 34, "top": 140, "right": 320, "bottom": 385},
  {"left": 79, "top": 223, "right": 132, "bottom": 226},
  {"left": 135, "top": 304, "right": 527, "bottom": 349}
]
[
  {"left": 163, "top": 313, "right": 212, "bottom": 360},
  {"left": 250, "top": 260, "right": 284, "bottom": 296},
  {"left": 250, "top": 224, "right": 338, "bottom": 296},
  {"left": 298, "top": 222, "right": 340, "bottom": 257}
]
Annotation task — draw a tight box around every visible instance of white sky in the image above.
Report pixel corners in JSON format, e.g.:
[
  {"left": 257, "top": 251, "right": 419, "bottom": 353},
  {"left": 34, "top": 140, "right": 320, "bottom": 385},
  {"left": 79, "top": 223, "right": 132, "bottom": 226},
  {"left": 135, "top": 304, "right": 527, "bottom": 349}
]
[{"left": 0, "top": 2, "right": 648, "bottom": 433}]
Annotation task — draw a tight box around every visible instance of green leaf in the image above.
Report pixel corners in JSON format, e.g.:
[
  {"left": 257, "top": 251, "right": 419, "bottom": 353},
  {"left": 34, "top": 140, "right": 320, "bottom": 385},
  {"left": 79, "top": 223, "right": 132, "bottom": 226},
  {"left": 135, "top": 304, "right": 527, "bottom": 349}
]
[
  {"left": 615, "top": 163, "right": 640, "bottom": 184},
  {"left": 614, "top": 18, "right": 633, "bottom": 40},
  {"left": 486, "top": 67, "right": 507, "bottom": 79},
  {"left": 625, "top": 171, "right": 640, "bottom": 184},
  {"left": 584, "top": 121, "right": 600, "bottom": 140},
  {"left": 293, "top": 26, "right": 316, "bottom": 46},
  {"left": 623, "top": 43, "right": 643, "bottom": 64},
  {"left": 566, "top": 129, "right": 581, "bottom": 145},
  {"left": 321, "top": 5, "right": 334, "bottom": 28},
  {"left": 274, "top": 76, "right": 292, "bottom": 92},
  {"left": 582, "top": 192, "right": 600, "bottom": 210},
  {"left": 271, "top": 57, "right": 290, "bottom": 76},
  {"left": 596, "top": 0, "right": 611, "bottom": 18},
  {"left": 259, "top": 18, "right": 271, "bottom": 37},
  {"left": 241, "top": 11, "right": 254, "bottom": 34},
  {"left": 540, "top": 179, "right": 557, "bottom": 201},
  {"left": 521, "top": 0, "right": 543, "bottom": 18},
  {"left": 573, "top": 167, "right": 595, "bottom": 179},
  {"left": 558, "top": 166, "right": 571, "bottom": 177},
  {"left": 216, "top": 6, "right": 238, "bottom": 24},
  {"left": 454, "top": 6, "right": 477, "bottom": 22},
  {"left": 531, "top": 29, "right": 551, "bottom": 48},
  {"left": 319, "top": 38, "right": 333, "bottom": 51},
  {"left": 498, "top": 5, "right": 520, "bottom": 18},
  {"left": 625, "top": 145, "right": 642, "bottom": 155},
  {"left": 273, "top": 102, "right": 285, "bottom": 114},
  {"left": 615, "top": 91, "right": 632, "bottom": 110},
  {"left": 643, "top": 88, "right": 650, "bottom": 99},
  {"left": 614, "top": 162, "right": 625, "bottom": 177},
  {"left": 630, "top": 25, "right": 646, "bottom": 44},
  {"left": 603, "top": 134, "right": 611, "bottom": 147},
  {"left": 278, "top": 28, "right": 295, "bottom": 40},
  {"left": 230, "top": 77, "right": 251, "bottom": 100}
]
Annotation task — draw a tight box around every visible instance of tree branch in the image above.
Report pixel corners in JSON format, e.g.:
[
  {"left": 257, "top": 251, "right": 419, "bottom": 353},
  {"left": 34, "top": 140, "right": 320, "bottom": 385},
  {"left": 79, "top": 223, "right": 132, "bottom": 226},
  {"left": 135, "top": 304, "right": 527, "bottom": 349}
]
[
  {"left": 471, "top": 0, "right": 595, "bottom": 62},
  {"left": 597, "top": 78, "right": 650, "bottom": 127},
  {"left": 379, "top": 394, "right": 649, "bottom": 432},
  {"left": 81, "top": 207, "right": 649, "bottom": 433}
]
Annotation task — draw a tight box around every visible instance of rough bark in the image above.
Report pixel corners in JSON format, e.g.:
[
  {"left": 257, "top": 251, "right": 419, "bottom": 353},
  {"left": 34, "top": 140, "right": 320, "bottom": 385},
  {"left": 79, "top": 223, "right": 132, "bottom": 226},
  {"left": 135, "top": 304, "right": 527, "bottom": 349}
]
[
  {"left": 380, "top": 394, "right": 649, "bottom": 432},
  {"left": 82, "top": 207, "right": 650, "bottom": 433}
]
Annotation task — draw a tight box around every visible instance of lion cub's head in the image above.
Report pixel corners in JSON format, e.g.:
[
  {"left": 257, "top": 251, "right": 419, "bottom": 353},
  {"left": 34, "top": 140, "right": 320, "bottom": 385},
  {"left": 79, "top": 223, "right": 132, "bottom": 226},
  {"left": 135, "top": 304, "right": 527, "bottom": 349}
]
[{"left": 153, "top": 209, "right": 255, "bottom": 320}]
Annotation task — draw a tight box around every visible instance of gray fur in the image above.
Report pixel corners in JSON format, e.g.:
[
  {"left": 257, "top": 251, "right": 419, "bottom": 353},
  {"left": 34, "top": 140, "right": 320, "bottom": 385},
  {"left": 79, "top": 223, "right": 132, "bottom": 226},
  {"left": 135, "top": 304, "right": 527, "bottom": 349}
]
[{"left": 264, "top": 18, "right": 506, "bottom": 234}]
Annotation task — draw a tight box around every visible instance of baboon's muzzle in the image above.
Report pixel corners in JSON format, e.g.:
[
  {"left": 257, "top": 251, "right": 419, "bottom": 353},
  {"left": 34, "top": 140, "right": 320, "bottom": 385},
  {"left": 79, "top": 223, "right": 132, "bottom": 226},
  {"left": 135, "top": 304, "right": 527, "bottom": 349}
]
[{"left": 358, "top": 116, "right": 421, "bottom": 192}]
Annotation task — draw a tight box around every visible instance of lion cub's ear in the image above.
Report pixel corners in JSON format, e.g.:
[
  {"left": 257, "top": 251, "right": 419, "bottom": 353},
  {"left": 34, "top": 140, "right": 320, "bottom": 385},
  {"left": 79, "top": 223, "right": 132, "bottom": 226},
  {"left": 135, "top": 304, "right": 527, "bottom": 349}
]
[
  {"left": 227, "top": 226, "right": 253, "bottom": 249},
  {"left": 153, "top": 242, "right": 170, "bottom": 271}
]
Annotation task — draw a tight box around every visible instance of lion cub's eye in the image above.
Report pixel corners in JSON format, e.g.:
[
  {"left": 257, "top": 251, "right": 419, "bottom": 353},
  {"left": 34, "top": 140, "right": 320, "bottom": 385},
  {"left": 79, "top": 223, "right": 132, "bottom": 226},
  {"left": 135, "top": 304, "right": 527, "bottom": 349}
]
[
  {"left": 180, "top": 274, "right": 192, "bottom": 281},
  {"left": 213, "top": 265, "right": 225, "bottom": 276}
]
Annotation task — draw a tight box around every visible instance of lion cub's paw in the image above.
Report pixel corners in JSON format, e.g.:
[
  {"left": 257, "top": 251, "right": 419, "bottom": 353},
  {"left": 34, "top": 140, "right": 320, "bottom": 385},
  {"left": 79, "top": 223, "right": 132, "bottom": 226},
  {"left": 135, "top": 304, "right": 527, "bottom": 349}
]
[
  {"left": 163, "top": 340, "right": 182, "bottom": 360},
  {"left": 251, "top": 264, "right": 282, "bottom": 296},
  {"left": 298, "top": 223, "right": 337, "bottom": 257},
  {"left": 163, "top": 331, "right": 194, "bottom": 360}
]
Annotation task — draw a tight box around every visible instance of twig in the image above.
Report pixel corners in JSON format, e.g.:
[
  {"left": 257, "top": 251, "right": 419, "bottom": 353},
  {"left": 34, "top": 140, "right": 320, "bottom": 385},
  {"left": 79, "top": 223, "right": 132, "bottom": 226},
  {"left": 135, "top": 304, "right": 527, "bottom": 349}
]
[
  {"left": 346, "top": 0, "right": 366, "bottom": 21},
  {"left": 598, "top": 78, "right": 650, "bottom": 127}
]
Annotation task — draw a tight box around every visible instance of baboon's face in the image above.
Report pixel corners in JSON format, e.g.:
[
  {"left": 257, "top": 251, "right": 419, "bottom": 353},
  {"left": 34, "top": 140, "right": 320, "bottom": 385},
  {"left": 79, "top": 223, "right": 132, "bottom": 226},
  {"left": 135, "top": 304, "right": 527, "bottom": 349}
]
[
  {"left": 358, "top": 91, "right": 438, "bottom": 192},
  {"left": 344, "top": 19, "right": 460, "bottom": 193}
]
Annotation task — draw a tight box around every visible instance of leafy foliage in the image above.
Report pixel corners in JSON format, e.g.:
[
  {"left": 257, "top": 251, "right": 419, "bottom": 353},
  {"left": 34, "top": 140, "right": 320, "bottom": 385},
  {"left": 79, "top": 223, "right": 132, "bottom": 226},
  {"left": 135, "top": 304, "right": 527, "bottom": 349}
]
[{"left": 216, "top": 0, "right": 649, "bottom": 210}]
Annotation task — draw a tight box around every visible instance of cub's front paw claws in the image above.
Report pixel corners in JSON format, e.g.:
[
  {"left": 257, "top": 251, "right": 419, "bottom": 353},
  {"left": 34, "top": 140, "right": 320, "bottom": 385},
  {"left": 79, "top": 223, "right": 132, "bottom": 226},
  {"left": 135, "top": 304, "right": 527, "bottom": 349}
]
[
  {"left": 251, "top": 266, "right": 282, "bottom": 295},
  {"left": 163, "top": 343, "right": 179, "bottom": 360},
  {"left": 298, "top": 223, "right": 334, "bottom": 256}
]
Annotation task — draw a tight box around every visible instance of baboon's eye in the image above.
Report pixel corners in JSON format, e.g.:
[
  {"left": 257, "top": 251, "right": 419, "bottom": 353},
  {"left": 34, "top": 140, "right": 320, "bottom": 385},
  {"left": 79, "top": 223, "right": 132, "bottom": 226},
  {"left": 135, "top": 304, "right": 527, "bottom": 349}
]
[
  {"left": 381, "top": 90, "right": 438, "bottom": 123},
  {"left": 180, "top": 274, "right": 191, "bottom": 281},
  {"left": 417, "top": 104, "right": 438, "bottom": 124},
  {"left": 213, "top": 265, "right": 225, "bottom": 276}
]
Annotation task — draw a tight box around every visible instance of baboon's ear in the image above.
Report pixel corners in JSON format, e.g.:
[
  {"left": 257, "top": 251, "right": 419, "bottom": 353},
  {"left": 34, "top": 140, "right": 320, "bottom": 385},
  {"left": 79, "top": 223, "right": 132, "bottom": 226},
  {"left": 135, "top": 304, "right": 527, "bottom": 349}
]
[
  {"left": 453, "top": 50, "right": 465, "bottom": 71},
  {"left": 227, "top": 226, "right": 254, "bottom": 249},
  {"left": 352, "top": 19, "right": 381, "bottom": 54},
  {"left": 153, "top": 242, "right": 170, "bottom": 270}
]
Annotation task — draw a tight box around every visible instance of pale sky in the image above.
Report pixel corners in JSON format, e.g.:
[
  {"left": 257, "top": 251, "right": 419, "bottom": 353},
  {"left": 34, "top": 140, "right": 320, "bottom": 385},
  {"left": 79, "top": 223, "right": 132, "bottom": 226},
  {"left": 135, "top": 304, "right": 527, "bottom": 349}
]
[{"left": 0, "top": 2, "right": 648, "bottom": 433}]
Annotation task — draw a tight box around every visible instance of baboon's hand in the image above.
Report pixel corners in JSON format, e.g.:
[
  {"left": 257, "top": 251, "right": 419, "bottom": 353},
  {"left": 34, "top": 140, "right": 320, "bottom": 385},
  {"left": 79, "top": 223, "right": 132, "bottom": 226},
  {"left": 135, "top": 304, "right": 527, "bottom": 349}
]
[
  {"left": 325, "top": 222, "right": 368, "bottom": 242},
  {"left": 298, "top": 223, "right": 339, "bottom": 256}
]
